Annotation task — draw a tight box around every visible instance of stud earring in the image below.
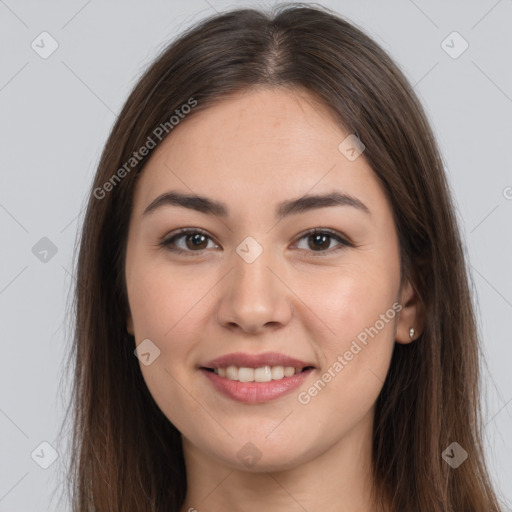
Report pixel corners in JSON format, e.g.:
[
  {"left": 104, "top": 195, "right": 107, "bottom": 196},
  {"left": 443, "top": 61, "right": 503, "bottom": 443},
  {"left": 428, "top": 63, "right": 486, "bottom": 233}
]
[{"left": 409, "top": 327, "right": 415, "bottom": 340}]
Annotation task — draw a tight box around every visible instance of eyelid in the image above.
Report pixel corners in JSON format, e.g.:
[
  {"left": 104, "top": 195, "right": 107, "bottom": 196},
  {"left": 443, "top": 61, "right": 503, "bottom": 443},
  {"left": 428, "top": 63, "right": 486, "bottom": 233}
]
[
  {"left": 159, "top": 227, "right": 353, "bottom": 255},
  {"left": 295, "top": 227, "right": 353, "bottom": 247},
  {"left": 158, "top": 227, "right": 219, "bottom": 256},
  {"left": 293, "top": 228, "right": 354, "bottom": 257}
]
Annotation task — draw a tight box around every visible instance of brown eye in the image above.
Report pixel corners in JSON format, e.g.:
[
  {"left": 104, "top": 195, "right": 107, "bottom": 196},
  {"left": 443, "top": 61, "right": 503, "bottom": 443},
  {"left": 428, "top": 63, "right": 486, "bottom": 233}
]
[
  {"left": 307, "top": 232, "right": 332, "bottom": 251},
  {"left": 183, "top": 232, "right": 209, "bottom": 250},
  {"left": 160, "top": 229, "right": 218, "bottom": 255},
  {"left": 160, "top": 227, "right": 351, "bottom": 257},
  {"left": 295, "top": 229, "right": 351, "bottom": 254}
]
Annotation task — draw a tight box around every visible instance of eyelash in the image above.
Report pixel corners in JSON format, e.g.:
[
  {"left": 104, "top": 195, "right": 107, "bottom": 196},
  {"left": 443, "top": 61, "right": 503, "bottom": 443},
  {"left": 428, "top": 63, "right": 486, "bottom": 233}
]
[{"left": 158, "top": 227, "right": 353, "bottom": 257}]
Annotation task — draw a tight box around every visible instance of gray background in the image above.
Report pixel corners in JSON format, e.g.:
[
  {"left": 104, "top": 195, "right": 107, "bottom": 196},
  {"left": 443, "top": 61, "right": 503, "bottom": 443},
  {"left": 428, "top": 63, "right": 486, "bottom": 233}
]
[{"left": 0, "top": 0, "right": 511, "bottom": 510}]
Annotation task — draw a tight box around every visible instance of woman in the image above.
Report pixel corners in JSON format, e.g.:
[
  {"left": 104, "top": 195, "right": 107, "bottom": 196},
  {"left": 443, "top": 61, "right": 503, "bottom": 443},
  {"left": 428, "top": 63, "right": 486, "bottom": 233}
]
[{"left": 65, "top": 3, "right": 504, "bottom": 511}]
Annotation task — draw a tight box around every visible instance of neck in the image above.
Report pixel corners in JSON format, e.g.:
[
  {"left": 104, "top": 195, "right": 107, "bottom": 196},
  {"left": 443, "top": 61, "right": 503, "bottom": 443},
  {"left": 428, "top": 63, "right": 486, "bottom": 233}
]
[{"left": 179, "top": 407, "right": 388, "bottom": 512}]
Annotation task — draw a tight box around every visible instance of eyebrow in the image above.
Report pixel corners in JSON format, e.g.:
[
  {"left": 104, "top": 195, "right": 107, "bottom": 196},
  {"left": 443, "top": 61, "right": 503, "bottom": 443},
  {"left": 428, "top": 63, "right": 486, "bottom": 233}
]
[{"left": 142, "top": 190, "right": 370, "bottom": 219}]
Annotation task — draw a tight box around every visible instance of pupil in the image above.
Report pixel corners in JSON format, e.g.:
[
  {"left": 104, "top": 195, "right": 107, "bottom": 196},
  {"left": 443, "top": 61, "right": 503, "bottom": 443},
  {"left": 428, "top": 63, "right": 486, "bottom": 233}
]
[
  {"left": 187, "top": 233, "right": 207, "bottom": 250},
  {"left": 310, "top": 234, "right": 329, "bottom": 251}
]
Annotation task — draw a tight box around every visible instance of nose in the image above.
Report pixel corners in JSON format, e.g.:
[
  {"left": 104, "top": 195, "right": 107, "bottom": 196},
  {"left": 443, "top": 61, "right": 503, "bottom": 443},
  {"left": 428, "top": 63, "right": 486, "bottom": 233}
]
[{"left": 215, "top": 246, "right": 293, "bottom": 334}]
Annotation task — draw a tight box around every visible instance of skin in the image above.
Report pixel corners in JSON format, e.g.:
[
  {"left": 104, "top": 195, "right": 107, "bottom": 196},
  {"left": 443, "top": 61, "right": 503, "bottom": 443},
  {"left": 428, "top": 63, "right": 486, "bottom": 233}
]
[{"left": 125, "top": 87, "right": 424, "bottom": 512}]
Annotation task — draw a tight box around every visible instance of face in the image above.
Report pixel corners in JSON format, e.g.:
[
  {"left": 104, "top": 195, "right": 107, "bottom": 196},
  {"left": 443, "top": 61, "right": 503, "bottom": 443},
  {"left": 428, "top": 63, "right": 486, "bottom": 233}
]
[{"left": 124, "top": 87, "right": 420, "bottom": 471}]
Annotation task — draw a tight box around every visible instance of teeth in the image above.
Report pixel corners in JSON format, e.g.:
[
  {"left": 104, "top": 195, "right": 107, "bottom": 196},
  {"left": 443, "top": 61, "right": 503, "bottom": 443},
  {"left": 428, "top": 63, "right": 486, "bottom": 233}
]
[
  {"left": 214, "top": 365, "right": 305, "bottom": 382},
  {"left": 271, "top": 366, "right": 284, "bottom": 380}
]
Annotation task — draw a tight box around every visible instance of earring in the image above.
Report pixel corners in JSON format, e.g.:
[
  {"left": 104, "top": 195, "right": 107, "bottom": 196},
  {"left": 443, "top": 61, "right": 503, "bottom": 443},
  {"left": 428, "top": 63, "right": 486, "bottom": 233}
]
[{"left": 409, "top": 327, "right": 415, "bottom": 340}]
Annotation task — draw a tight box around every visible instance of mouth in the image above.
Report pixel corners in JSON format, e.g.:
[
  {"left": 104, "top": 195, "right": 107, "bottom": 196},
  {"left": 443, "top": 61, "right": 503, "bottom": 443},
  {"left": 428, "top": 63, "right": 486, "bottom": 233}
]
[
  {"left": 199, "top": 365, "right": 316, "bottom": 404},
  {"left": 198, "top": 351, "right": 317, "bottom": 403},
  {"left": 200, "top": 365, "right": 316, "bottom": 382}
]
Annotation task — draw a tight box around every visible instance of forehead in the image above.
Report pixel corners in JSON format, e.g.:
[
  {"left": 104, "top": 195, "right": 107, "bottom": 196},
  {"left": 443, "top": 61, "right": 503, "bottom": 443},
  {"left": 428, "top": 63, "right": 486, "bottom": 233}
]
[{"left": 131, "top": 87, "right": 384, "bottom": 219}]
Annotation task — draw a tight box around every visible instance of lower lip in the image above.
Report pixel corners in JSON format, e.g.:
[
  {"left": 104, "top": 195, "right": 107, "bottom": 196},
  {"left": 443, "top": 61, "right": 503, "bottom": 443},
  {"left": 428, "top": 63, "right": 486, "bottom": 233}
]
[{"left": 200, "top": 368, "right": 315, "bottom": 404}]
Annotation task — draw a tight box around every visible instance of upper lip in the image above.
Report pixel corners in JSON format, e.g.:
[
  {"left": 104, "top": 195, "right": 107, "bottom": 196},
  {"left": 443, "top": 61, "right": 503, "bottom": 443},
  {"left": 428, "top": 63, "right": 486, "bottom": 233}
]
[{"left": 201, "top": 351, "right": 316, "bottom": 369}]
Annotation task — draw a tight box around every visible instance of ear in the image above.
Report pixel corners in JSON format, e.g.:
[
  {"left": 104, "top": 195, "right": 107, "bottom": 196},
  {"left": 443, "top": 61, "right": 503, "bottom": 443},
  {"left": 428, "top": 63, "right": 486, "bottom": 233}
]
[{"left": 396, "top": 278, "right": 425, "bottom": 344}]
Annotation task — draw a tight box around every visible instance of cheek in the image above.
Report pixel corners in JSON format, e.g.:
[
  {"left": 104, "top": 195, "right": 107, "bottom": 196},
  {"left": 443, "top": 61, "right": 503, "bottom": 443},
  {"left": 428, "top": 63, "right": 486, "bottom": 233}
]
[
  {"left": 127, "top": 262, "right": 213, "bottom": 413},
  {"left": 129, "top": 265, "right": 211, "bottom": 431},
  {"left": 297, "top": 258, "right": 399, "bottom": 407},
  {"left": 127, "top": 258, "right": 211, "bottom": 339},
  {"left": 300, "top": 258, "right": 400, "bottom": 346}
]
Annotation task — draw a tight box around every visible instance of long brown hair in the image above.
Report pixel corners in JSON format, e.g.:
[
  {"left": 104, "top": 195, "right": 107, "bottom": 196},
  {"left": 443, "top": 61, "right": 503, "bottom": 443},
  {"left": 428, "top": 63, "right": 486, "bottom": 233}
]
[{"left": 62, "top": 3, "right": 504, "bottom": 510}]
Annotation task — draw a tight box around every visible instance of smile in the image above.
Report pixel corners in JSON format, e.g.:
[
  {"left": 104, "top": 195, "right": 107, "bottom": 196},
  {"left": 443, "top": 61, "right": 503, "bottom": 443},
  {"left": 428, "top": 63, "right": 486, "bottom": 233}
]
[{"left": 200, "top": 366, "right": 315, "bottom": 404}]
